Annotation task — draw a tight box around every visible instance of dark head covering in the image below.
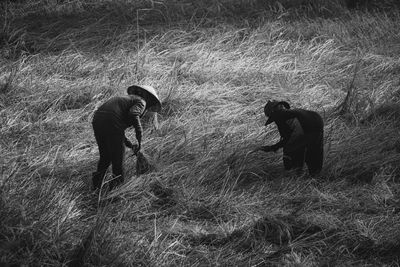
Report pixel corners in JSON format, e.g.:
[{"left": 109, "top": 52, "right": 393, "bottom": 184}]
[{"left": 264, "top": 100, "right": 290, "bottom": 116}]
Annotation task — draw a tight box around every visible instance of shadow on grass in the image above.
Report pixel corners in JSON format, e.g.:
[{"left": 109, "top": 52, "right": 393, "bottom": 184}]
[
  {"left": 3, "top": 0, "right": 357, "bottom": 57},
  {"left": 184, "top": 213, "right": 400, "bottom": 264},
  {"left": 0, "top": 165, "right": 93, "bottom": 266},
  {"left": 199, "top": 149, "right": 294, "bottom": 191}
]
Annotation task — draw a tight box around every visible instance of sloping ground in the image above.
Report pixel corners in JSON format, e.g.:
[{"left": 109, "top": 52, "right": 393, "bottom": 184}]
[{"left": 1, "top": 1, "right": 400, "bottom": 266}]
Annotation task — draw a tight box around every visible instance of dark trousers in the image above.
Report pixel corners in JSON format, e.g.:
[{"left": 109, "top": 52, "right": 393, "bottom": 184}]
[
  {"left": 283, "top": 131, "right": 323, "bottom": 176},
  {"left": 92, "top": 114, "right": 125, "bottom": 190},
  {"left": 305, "top": 131, "right": 323, "bottom": 176}
]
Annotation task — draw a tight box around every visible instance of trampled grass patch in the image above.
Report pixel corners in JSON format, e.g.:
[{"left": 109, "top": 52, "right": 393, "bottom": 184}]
[{"left": 1, "top": 0, "right": 400, "bottom": 266}]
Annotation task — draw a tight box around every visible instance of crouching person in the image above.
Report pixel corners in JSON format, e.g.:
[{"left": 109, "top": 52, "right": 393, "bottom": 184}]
[
  {"left": 255, "top": 100, "right": 324, "bottom": 176},
  {"left": 92, "top": 85, "right": 162, "bottom": 191}
]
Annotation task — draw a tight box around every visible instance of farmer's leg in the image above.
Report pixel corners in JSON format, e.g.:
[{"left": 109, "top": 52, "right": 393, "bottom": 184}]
[
  {"left": 305, "top": 131, "right": 324, "bottom": 176},
  {"left": 92, "top": 122, "right": 111, "bottom": 190},
  {"left": 108, "top": 132, "right": 125, "bottom": 190},
  {"left": 283, "top": 152, "right": 294, "bottom": 170},
  {"left": 283, "top": 120, "right": 306, "bottom": 173},
  {"left": 288, "top": 147, "right": 306, "bottom": 174}
]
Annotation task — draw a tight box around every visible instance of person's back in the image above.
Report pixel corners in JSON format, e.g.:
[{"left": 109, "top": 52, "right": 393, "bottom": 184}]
[
  {"left": 95, "top": 95, "right": 146, "bottom": 131},
  {"left": 268, "top": 108, "right": 323, "bottom": 134},
  {"left": 288, "top": 109, "right": 323, "bottom": 133}
]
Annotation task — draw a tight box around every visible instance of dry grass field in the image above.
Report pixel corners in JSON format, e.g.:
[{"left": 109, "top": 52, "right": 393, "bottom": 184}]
[{"left": 1, "top": 0, "right": 400, "bottom": 266}]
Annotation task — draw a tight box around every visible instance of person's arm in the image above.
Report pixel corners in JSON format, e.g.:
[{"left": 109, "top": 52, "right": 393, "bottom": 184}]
[
  {"left": 267, "top": 110, "right": 300, "bottom": 151},
  {"left": 269, "top": 109, "right": 298, "bottom": 122},
  {"left": 257, "top": 137, "right": 287, "bottom": 153},
  {"left": 269, "top": 137, "right": 286, "bottom": 151},
  {"left": 262, "top": 118, "right": 293, "bottom": 152},
  {"left": 129, "top": 99, "right": 146, "bottom": 153},
  {"left": 124, "top": 135, "right": 134, "bottom": 149},
  {"left": 253, "top": 141, "right": 283, "bottom": 153},
  {"left": 265, "top": 117, "right": 274, "bottom": 126}
]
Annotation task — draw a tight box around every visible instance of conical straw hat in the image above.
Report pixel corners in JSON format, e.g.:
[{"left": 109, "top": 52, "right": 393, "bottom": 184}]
[{"left": 127, "top": 85, "right": 161, "bottom": 112}]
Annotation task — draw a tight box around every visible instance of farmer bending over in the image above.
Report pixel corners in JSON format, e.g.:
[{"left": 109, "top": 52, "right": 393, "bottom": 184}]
[
  {"left": 254, "top": 100, "right": 324, "bottom": 176},
  {"left": 92, "top": 85, "right": 161, "bottom": 190}
]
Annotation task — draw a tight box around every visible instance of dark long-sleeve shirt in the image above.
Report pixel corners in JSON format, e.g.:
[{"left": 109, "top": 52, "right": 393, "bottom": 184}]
[
  {"left": 265, "top": 109, "right": 323, "bottom": 151},
  {"left": 266, "top": 109, "right": 323, "bottom": 133},
  {"left": 271, "top": 118, "right": 301, "bottom": 150},
  {"left": 94, "top": 95, "right": 146, "bottom": 142}
]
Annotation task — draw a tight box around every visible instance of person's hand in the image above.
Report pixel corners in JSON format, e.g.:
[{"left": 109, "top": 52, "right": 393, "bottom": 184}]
[
  {"left": 134, "top": 143, "right": 141, "bottom": 155},
  {"left": 125, "top": 139, "right": 134, "bottom": 149},
  {"left": 251, "top": 145, "right": 274, "bottom": 153}
]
